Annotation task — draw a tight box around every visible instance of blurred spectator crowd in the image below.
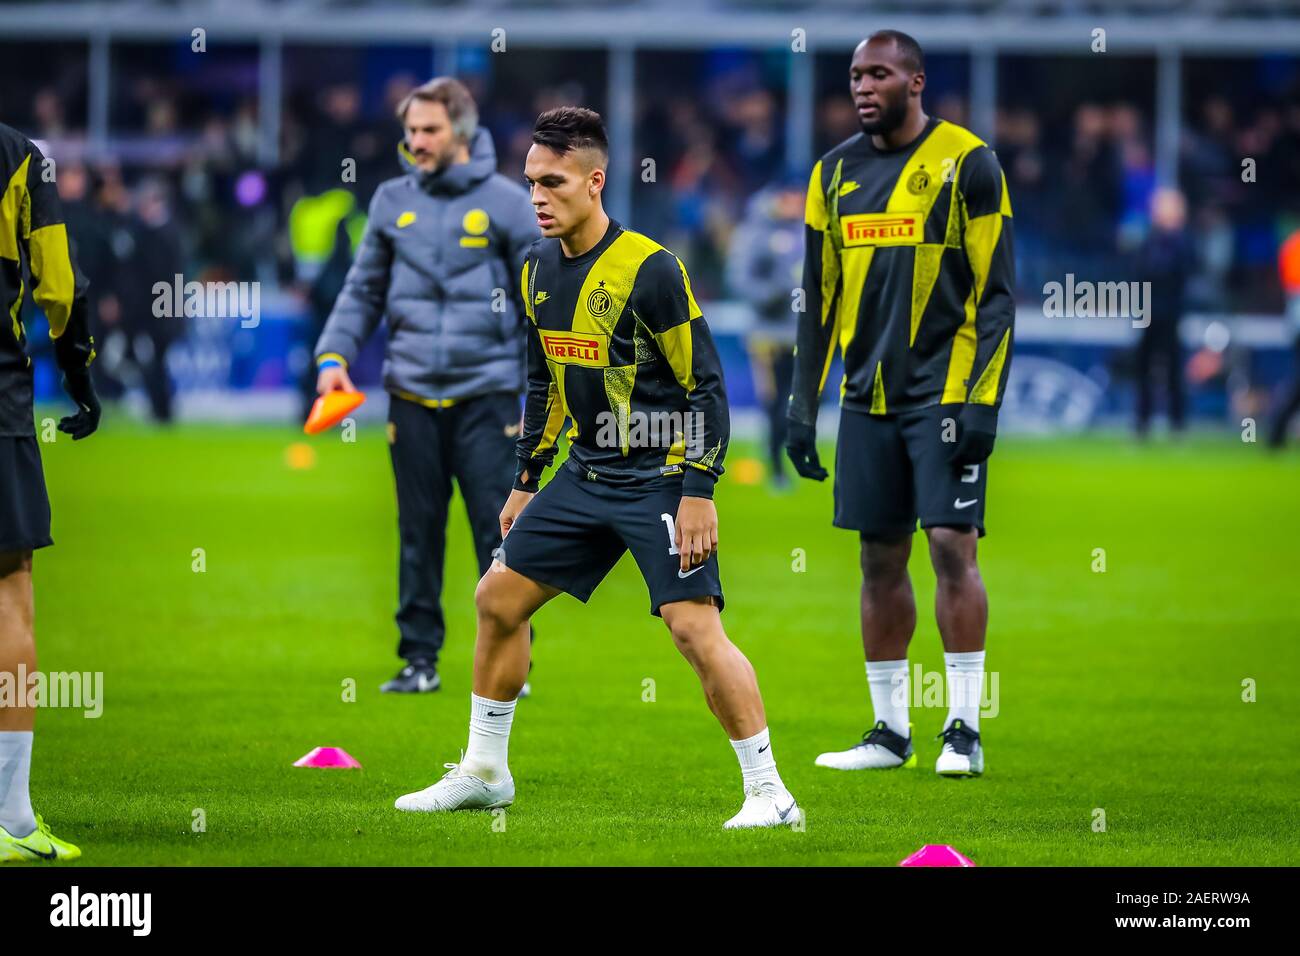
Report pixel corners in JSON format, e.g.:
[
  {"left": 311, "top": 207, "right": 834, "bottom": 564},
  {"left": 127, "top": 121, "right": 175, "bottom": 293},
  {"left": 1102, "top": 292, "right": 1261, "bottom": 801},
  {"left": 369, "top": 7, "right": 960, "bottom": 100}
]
[{"left": 8, "top": 43, "right": 1300, "bottom": 348}]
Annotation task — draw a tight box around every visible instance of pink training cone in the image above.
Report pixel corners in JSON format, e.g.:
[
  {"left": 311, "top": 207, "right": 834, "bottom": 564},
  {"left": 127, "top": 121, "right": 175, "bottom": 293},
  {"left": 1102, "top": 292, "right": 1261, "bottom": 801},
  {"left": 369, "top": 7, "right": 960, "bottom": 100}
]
[
  {"left": 899, "top": 844, "right": 976, "bottom": 867},
  {"left": 294, "top": 746, "right": 362, "bottom": 769}
]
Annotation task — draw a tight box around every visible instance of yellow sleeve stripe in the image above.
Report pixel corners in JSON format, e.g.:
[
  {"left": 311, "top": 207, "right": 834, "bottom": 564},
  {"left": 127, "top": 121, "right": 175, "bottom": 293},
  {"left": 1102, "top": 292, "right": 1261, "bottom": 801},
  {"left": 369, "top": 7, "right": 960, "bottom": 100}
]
[
  {"left": 535, "top": 377, "right": 568, "bottom": 453},
  {"left": 804, "top": 159, "right": 827, "bottom": 231},
  {"left": 9, "top": 275, "right": 23, "bottom": 341},
  {"left": 942, "top": 287, "right": 980, "bottom": 404},
  {"left": 29, "top": 223, "right": 75, "bottom": 338},
  {"left": 317, "top": 352, "right": 348, "bottom": 367},
  {"left": 676, "top": 257, "right": 703, "bottom": 320},
  {"left": 521, "top": 259, "right": 535, "bottom": 322},
  {"left": 0, "top": 153, "right": 30, "bottom": 262},
  {"left": 815, "top": 306, "right": 842, "bottom": 397},
  {"left": 654, "top": 322, "right": 696, "bottom": 393},
  {"left": 964, "top": 212, "right": 1003, "bottom": 308},
  {"left": 970, "top": 328, "right": 1011, "bottom": 405}
]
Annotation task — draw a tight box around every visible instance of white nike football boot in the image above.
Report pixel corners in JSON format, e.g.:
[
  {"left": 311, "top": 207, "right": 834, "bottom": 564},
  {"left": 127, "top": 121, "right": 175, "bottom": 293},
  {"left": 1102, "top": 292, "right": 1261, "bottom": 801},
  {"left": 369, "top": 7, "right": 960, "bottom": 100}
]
[
  {"left": 935, "top": 719, "right": 984, "bottom": 776},
  {"left": 815, "top": 720, "right": 916, "bottom": 770},
  {"left": 723, "top": 783, "right": 803, "bottom": 830},
  {"left": 395, "top": 761, "right": 515, "bottom": 812}
]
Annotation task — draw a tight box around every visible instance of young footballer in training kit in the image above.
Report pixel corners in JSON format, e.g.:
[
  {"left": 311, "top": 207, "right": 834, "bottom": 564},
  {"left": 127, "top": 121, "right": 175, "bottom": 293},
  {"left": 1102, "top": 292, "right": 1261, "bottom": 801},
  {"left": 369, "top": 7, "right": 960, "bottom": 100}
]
[{"left": 394, "top": 107, "right": 801, "bottom": 829}]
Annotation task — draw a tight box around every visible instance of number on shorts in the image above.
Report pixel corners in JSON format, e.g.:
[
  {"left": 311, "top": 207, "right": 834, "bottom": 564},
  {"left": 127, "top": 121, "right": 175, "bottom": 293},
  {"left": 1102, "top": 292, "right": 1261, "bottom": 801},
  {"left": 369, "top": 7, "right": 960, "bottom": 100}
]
[{"left": 660, "top": 512, "right": 679, "bottom": 555}]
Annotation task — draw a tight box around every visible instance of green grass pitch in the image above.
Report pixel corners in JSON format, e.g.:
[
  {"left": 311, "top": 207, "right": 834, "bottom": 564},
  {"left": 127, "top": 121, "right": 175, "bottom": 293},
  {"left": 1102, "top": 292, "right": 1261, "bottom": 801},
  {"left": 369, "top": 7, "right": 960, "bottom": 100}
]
[{"left": 23, "top": 416, "right": 1300, "bottom": 865}]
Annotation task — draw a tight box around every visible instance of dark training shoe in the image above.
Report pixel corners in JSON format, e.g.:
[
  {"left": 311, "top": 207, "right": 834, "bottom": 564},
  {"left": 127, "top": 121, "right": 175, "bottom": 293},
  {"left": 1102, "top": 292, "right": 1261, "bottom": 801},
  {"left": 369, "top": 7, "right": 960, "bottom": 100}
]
[{"left": 380, "top": 661, "right": 441, "bottom": 694}]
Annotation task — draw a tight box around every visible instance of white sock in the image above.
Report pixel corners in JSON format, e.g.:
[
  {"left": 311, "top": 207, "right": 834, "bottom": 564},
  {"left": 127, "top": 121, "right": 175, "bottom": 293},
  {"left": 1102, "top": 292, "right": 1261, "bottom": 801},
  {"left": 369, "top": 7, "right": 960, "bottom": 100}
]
[
  {"left": 0, "top": 731, "right": 36, "bottom": 837},
  {"left": 462, "top": 693, "right": 515, "bottom": 783},
  {"left": 731, "top": 728, "right": 785, "bottom": 794},
  {"left": 866, "top": 659, "right": 910, "bottom": 738},
  {"left": 944, "top": 650, "right": 986, "bottom": 733}
]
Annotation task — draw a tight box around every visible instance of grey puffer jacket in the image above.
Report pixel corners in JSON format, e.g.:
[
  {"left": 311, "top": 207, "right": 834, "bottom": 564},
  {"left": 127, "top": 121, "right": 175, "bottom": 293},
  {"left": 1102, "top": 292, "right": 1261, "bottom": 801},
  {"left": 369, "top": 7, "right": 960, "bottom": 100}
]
[{"left": 314, "top": 128, "right": 539, "bottom": 402}]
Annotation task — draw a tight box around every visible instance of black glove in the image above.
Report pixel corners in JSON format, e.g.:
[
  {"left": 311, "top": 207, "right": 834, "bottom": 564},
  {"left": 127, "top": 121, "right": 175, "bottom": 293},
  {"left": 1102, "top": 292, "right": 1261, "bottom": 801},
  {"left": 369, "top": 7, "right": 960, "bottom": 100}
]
[
  {"left": 785, "top": 419, "right": 828, "bottom": 481},
  {"left": 949, "top": 404, "right": 997, "bottom": 467},
  {"left": 59, "top": 370, "right": 101, "bottom": 441}
]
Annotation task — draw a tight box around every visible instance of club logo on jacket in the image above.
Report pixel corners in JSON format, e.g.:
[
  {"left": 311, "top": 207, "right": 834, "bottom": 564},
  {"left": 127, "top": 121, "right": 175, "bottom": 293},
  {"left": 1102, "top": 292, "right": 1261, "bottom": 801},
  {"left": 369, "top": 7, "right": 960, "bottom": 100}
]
[
  {"left": 396, "top": 211, "right": 417, "bottom": 228},
  {"left": 540, "top": 330, "right": 609, "bottom": 368},
  {"left": 841, "top": 213, "right": 921, "bottom": 247},
  {"left": 459, "top": 208, "right": 491, "bottom": 248}
]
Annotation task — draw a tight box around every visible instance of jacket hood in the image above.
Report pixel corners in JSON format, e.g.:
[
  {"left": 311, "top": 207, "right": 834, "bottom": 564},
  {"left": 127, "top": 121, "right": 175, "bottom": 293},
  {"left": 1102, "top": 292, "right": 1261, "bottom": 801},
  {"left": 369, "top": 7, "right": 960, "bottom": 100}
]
[{"left": 398, "top": 127, "right": 498, "bottom": 196}]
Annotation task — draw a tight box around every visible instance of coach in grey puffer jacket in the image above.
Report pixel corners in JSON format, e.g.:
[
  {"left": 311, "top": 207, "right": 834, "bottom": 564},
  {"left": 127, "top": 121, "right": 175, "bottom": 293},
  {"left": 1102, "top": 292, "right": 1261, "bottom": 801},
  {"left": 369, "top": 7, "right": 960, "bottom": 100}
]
[
  {"left": 313, "top": 78, "right": 540, "bottom": 691},
  {"left": 315, "top": 126, "right": 538, "bottom": 402}
]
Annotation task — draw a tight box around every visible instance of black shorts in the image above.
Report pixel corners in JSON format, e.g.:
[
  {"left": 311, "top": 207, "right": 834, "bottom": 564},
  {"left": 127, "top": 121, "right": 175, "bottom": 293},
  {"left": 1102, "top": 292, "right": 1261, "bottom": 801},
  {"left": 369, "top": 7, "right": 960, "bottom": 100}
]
[
  {"left": 834, "top": 404, "right": 989, "bottom": 539},
  {"left": 499, "top": 462, "right": 724, "bottom": 616},
  {"left": 0, "top": 436, "right": 52, "bottom": 552}
]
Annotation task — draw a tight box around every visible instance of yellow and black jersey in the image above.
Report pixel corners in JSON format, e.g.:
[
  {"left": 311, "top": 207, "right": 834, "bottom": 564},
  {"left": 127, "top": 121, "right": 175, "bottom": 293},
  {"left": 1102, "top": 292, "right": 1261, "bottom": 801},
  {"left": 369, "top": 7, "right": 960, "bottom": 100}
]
[
  {"left": 515, "top": 219, "right": 728, "bottom": 498},
  {"left": 789, "top": 117, "right": 1015, "bottom": 425},
  {"left": 0, "top": 123, "right": 94, "bottom": 436}
]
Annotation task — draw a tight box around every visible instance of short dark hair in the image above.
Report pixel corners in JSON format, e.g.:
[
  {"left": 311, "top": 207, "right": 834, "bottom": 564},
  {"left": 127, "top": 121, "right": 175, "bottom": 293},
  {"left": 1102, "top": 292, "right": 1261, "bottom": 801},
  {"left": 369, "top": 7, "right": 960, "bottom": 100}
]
[
  {"left": 868, "top": 30, "right": 925, "bottom": 74},
  {"left": 532, "top": 107, "right": 608, "bottom": 163}
]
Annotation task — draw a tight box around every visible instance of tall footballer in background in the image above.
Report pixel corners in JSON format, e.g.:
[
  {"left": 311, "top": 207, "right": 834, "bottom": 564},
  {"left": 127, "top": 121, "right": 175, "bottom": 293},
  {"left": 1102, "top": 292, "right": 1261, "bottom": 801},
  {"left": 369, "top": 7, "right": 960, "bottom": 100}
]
[
  {"left": 0, "top": 123, "right": 101, "bottom": 861},
  {"left": 786, "top": 32, "right": 1015, "bottom": 776}
]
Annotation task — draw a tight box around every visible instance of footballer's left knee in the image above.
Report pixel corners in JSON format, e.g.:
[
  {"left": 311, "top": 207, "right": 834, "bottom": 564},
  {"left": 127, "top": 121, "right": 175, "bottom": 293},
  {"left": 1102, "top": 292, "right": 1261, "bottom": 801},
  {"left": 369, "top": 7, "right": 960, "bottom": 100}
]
[
  {"left": 925, "top": 526, "right": 981, "bottom": 586},
  {"left": 660, "top": 597, "right": 725, "bottom": 661}
]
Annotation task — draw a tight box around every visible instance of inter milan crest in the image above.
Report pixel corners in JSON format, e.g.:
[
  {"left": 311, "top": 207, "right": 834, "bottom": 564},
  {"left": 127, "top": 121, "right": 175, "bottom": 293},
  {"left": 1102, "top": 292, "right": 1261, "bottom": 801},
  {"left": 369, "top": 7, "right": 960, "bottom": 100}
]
[
  {"left": 907, "top": 168, "right": 931, "bottom": 195},
  {"left": 587, "top": 279, "right": 613, "bottom": 318}
]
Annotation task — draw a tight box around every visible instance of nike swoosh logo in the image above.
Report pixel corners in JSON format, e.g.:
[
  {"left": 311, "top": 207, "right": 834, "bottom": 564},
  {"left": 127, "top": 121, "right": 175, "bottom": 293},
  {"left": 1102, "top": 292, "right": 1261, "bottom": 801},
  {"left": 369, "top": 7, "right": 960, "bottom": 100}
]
[
  {"left": 677, "top": 565, "right": 705, "bottom": 579},
  {"left": 954, "top": 498, "right": 979, "bottom": 509},
  {"left": 19, "top": 842, "right": 57, "bottom": 860},
  {"left": 777, "top": 801, "right": 796, "bottom": 820},
  {"left": 758, "top": 744, "right": 770, "bottom": 753},
  {"left": 486, "top": 711, "right": 509, "bottom": 717}
]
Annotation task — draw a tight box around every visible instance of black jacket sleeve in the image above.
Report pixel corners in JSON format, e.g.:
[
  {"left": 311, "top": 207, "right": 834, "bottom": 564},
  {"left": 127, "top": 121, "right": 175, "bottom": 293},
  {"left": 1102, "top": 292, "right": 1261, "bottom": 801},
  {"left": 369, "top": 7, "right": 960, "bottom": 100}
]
[
  {"left": 788, "top": 158, "right": 841, "bottom": 428},
  {"left": 514, "top": 255, "right": 567, "bottom": 491},
  {"left": 956, "top": 146, "right": 1016, "bottom": 412},
  {"left": 634, "top": 251, "right": 729, "bottom": 499}
]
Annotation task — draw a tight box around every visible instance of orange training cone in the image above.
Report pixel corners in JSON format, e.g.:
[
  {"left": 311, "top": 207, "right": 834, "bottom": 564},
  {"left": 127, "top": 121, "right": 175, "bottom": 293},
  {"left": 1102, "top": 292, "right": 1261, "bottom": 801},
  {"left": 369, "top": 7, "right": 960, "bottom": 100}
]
[{"left": 304, "top": 390, "right": 366, "bottom": 435}]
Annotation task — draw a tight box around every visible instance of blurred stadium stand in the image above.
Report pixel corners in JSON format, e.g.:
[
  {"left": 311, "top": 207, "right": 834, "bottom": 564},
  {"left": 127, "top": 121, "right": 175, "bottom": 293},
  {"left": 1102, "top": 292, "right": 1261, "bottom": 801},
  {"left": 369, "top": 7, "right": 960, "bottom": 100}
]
[{"left": 3, "top": 0, "right": 1299, "bottom": 431}]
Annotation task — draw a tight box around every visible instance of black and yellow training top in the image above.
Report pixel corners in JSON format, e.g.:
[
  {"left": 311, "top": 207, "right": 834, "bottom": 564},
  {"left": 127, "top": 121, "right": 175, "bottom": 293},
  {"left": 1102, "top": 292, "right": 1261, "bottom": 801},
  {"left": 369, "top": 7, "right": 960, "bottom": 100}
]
[
  {"left": 789, "top": 117, "right": 1015, "bottom": 426},
  {"left": 515, "top": 219, "right": 728, "bottom": 499},
  {"left": 0, "top": 123, "right": 95, "bottom": 437}
]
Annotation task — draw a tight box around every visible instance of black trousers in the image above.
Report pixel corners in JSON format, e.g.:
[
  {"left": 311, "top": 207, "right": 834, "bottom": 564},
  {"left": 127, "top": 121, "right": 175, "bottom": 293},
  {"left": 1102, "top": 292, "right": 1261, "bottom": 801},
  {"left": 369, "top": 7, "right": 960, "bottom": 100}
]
[
  {"left": 1135, "top": 319, "right": 1185, "bottom": 434},
  {"left": 388, "top": 391, "right": 520, "bottom": 664}
]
